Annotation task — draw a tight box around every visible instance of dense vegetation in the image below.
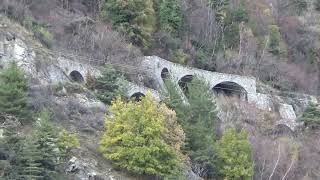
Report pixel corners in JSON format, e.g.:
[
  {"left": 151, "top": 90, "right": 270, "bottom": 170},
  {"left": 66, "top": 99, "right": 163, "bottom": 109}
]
[
  {"left": 1, "top": 0, "right": 320, "bottom": 179},
  {"left": 0, "top": 63, "right": 79, "bottom": 179}
]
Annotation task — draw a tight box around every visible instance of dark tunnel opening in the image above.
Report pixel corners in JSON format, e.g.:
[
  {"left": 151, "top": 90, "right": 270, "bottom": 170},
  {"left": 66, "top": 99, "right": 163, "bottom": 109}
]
[
  {"left": 130, "top": 92, "right": 145, "bottom": 102},
  {"left": 178, "top": 75, "right": 194, "bottom": 96},
  {"left": 161, "top": 68, "right": 169, "bottom": 81},
  {"left": 69, "top": 71, "right": 84, "bottom": 83},
  {"left": 213, "top": 81, "right": 247, "bottom": 99}
]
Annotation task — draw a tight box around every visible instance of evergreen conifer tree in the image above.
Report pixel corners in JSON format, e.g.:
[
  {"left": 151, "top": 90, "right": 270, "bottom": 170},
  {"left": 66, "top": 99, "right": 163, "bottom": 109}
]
[
  {"left": 0, "top": 115, "right": 23, "bottom": 179},
  {"left": 18, "top": 137, "right": 44, "bottom": 180},
  {"left": 95, "top": 65, "right": 121, "bottom": 105},
  {"left": 34, "top": 109, "right": 59, "bottom": 176},
  {"left": 103, "top": 0, "right": 156, "bottom": 48},
  {"left": 0, "top": 62, "right": 29, "bottom": 123},
  {"left": 299, "top": 103, "right": 320, "bottom": 129},
  {"left": 157, "top": 0, "right": 183, "bottom": 36},
  {"left": 163, "top": 77, "right": 219, "bottom": 178}
]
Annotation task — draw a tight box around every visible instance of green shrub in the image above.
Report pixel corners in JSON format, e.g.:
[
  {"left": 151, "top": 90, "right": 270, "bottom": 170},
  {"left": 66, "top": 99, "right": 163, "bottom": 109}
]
[
  {"left": 33, "top": 25, "right": 54, "bottom": 48},
  {"left": 194, "top": 49, "right": 208, "bottom": 69},
  {"left": 215, "top": 128, "right": 254, "bottom": 180},
  {"left": 268, "top": 25, "right": 281, "bottom": 55},
  {"left": 58, "top": 129, "right": 80, "bottom": 157},
  {"left": 99, "top": 94, "right": 182, "bottom": 177},
  {"left": 172, "top": 49, "right": 188, "bottom": 64},
  {"left": 299, "top": 103, "right": 320, "bottom": 129}
]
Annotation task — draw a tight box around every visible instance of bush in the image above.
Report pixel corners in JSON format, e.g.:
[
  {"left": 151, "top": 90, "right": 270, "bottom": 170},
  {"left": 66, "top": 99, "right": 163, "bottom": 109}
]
[
  {"left": 23, "top": 16, "right": 53, "bottom": 48},
  {"left": 99, "top": 94, "right": 182, "bottom": 177},
  {"left": 33, "top": 25, "right": 54, "bottom": 48},
  {"left": 58, "top": 129, "right": 80, "bottom": 158},
  {"left": 299, "top": 103, "right": 320, "bottom": 129},
  {"left": 268, "top": 25, "right": 281, "bottom": 55},
  {"left": 194, "top": 48, "right": 208, "bottom": 69},
  {"left": 215, "top": 128, "right": 254, "bottom": 180},
  {"left": 0, "top": 62, "right": 29, "bottom": 123},
  {"left": 172, "top": 49, "right": 188, "bottom": 64}
]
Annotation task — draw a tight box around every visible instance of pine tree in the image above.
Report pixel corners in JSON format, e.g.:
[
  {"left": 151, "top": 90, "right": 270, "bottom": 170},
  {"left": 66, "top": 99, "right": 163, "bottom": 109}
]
[
  {"left": 57, "top": 129, "right": 80, "bottom": 158},
  {"left": 299, "top": 103, "right": 320, "bottom": 129},
  {"left": 163, "top": 77, "right": 219, "bottom": 178},
  {"left": 18, "top": 137, "right": 44, "bottom": 180},
  {"left": 184, "top": 77, "right": 219, "bottom": 178},
  {"left": 95, "top": 65, "right": 121, "bottom": 105},
  {"left": 162, "top": 79, "right": 185, "bottom": 119},
  {"left": 215, "top": 128, "right": 254, "bottom": 180},
  {"left": 0, "top": 62, "right": 29, "bottom": 123},
  {"left": 0, "top": 115, "right": 23, "bottom": 179},
  {"left": 34, "top": 109, "right": 59, "bottom": 176}
]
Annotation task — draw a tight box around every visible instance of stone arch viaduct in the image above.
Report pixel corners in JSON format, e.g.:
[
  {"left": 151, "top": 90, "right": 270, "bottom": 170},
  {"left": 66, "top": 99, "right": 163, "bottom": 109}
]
[
  {"left": 0, "top": 37, "right": 301, "bottom": 130},
  {"left": 54, "top": 55, "right": 257, "bottom": 103}
]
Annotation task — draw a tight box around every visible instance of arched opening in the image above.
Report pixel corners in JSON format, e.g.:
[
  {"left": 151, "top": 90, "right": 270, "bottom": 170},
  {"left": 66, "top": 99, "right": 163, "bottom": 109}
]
[
  {"left": 272, "top": 124, "right": 294, "bottom": 136},
  {"left": 212, "top": 81, "right": 247, "bottom": 100},
  {"left": 161, "top": 68, "right": 169, "bottom": 82},
  {"left": 70, "top": 71, "right": 84, "bottom": 83},
  {"left": 178, "top": 75, "right": 194, "bottom": 95},
  {"left": 130, "top": 92, "right": 145, "bottom": 102}
]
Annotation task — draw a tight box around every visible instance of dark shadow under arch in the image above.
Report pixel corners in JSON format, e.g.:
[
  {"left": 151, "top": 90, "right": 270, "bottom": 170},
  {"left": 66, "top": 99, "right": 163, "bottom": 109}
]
[
  {"left": 161, "top": 68, "right": 169, "bottom": 81},
  {"left": 272, "top": 124, "right": 294, "bottom": 136},
  {"left": 212, "top": 81, "right": 247, "bottom": 99},
  {"left": 130, "top": 92, "right": 145, "bottom": 102},
  {"left": 70, "top": 71, "right": 84, "bottom": 83},
  {"left": 178, "top": 75, "right": 194, "bottom": 95}
]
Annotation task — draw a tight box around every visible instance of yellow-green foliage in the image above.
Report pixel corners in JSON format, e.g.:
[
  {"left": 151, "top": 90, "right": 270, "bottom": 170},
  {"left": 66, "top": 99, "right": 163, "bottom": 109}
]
[
  {"left": 58, "top": 129, "right": 80, "bottom": 157},
  {"left": 215, "top": 128, "right": 254, "bottom": 180},
  {"left": 173, "top": 49, "right": 188, "bottom": 64},
  {"left": 99, "top": 94, "right": 181, "bottom": 177},
  {"left": 158, "top": 104, "right": 186, "bottom": 161}
]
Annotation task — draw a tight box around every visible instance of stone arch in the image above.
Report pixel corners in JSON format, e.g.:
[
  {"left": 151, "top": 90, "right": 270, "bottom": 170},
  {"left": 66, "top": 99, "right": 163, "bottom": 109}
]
[
  {"left": 69, "top": 70, "right": 84, "bottom": 83},
  {"left": 130, "top": 92, "right": 146, "bottom": 101},
  {"left": 273, "top": 124, "right": 295, "bottom": 135},
  {"left": 212, "top": 81, "right": 247, "bottom": 99},
  {"left": 178, "top": 75, "right": 194, "bottom": 95}
]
